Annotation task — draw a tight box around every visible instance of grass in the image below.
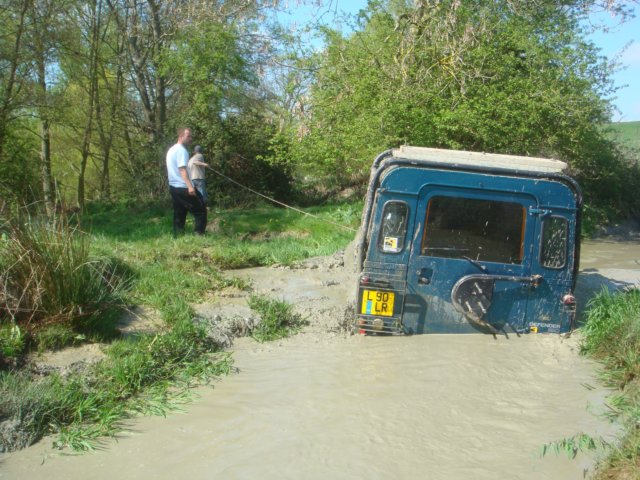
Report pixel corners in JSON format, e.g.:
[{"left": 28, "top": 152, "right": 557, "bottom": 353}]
[
  {"left": 0, "top": 199, "right": 360, "bottom": 451},
  {"left": 0, "top": 209, "right": 129, "bottom": 354},
  {"left": 0, "top": 319, "right": 232, "bottom": 451},
  {"left": 87, "top": 200, "right": 360, "bottom": 313},
  {"left": 578, "top": 289, "right": 640, "bottom": 479},
  {"left": 248, "top": 295, "right": 308, "bottom": 342},
  {"left": 605, "top": 121, "right": 640, "bottom": 155}
]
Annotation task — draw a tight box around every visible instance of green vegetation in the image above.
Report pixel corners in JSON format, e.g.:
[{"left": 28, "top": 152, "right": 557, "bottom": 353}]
[
  {"left": 580, "top": 289, "right": 639, "bottom": 478},
  {"left": 605, "top": 121, "right": 640, "bottom": 154},
  {"left": 2, "top": 1, "right": 639, "bottom": 225},
  {"left": 541, "top": 289, "right": 640, "bottom": 479},
  {"left": 269, "top": 2, "right": 640, "bottom": 221},
  {"left": 0, "top": 199, "right": 359, "bottom": 451},
  {"left": 248, "top": 295, "right": 308, "bottom": 342},
  {"left": 0, "top": 320, "right": 232, "bottom": 451},
  {"left": 86, "top": 200, "right": 359, "bottom": 310},
  {"left": 541, "top": 433, "right": 609, "bottom": 459},
  {"left": 0, "top": 210, "right": 128, "bottom": 351}
]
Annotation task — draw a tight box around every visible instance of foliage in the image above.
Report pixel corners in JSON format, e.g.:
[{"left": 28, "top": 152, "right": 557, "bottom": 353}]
[
  {"left": 0, "top": 323, "right": 25, "bottom": 359},
  {"left": 579, "top": 288, "right": 640, "bottom": 479},
  {"left": 0, "top": 120, "right": 41, "bottom": 207},
  {"left": 33, "top": 323, "right": 80, "bottom": 352},
  {"left": 0, "top": 209, "right": 129, "bottom": 342},
  {"left": 206, "top": 115, "right": 296, "bottom": 208},
  {"left": 248, "top": 295, "right": 308, "bottom": 342},
  {"left": 280, "top": 0, "right": 640, "bottom": 217},
  {"left": 581, "top": 289, "right": 640, "bottom": 388},
  {"left": 541, "top": 433, "right": 609, "bottom": 459},
  {"left": 580, "top": 202, "right": 620, "bottom": 237},
  {"left": 2, "top": 0, "right": 639, "bottom": 222}
]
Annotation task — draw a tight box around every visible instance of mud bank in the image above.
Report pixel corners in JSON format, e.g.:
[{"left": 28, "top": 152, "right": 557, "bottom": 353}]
[{"left": 2, "top": 237, "right": 639, "bottom": 479}]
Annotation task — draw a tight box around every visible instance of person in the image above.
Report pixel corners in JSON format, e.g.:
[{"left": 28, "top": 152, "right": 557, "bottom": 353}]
[
  {"left": 166, "top": 127, "right": 207, "bottom": 236},
  {"left": 188, "top": 145, "right": 208, "bottom": 203}
]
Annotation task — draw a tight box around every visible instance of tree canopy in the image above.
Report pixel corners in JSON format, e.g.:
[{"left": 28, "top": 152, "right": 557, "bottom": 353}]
[{"left": 0, "top": 0, "right": 638, "bottom": 217}]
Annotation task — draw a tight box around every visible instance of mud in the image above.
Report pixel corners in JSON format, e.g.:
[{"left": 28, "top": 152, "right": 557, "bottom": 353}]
[{"left": 1, "top": 236, "right": 639, "bottom": 480}]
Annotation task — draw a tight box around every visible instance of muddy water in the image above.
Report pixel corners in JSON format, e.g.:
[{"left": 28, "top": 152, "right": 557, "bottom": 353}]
[{"left": 2, "top": 238, "right": 639, "bottom": 480}]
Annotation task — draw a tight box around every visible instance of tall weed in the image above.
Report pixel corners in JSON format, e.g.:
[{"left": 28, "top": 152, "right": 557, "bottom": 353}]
[{"left": 0, "top": 210, "right": 129, "bottom": 339}]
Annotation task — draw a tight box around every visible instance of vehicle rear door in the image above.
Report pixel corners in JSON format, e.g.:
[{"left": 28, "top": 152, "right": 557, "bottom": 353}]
[
  {"left": 526, "top": 207, "right": 579, "bottom": 333},
  {"left": 403, "top": 186, "right": 537, "bottom": 334}
]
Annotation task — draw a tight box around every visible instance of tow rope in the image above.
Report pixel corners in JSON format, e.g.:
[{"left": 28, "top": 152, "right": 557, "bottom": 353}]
[{"left": 205, "top": 165, "right": 358, "bottom": 233}]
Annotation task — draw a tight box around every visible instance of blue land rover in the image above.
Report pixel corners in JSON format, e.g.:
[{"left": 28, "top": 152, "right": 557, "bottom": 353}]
[{"left": 355, "top": 146, "right": 581, "bottom": 335}]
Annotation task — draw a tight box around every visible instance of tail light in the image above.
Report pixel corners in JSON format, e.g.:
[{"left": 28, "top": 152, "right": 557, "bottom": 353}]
[{"left": 562, "top": 294, "right": 577, "bottom": 310}]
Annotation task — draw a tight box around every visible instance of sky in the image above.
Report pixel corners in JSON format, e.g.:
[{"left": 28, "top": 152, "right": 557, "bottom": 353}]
[
  {"left": 587, "top": 10, "right": 640, "bottom": 122},
  {"left": 279, "top": 1, "right": 640, "bottom": 122}
]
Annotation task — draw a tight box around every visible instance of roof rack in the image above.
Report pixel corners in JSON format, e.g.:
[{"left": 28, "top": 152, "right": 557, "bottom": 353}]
[{"left": 392, "top": 146, "right": 567, "bottom": 174}]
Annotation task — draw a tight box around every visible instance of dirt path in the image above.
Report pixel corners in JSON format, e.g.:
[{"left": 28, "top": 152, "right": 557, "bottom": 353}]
[{"left": 1, "top": 237, "right": 639, "bottom": 479}]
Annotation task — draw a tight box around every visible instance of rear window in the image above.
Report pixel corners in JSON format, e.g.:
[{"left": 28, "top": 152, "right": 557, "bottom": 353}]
[
  {"left": 540, "top": 216, "right": 568, "bottom": 269},
  {"left": 421, "top": 196, "right": 525, "bottom": 264},
  {"left": 377, "top": 201, "right": 408, "bottom": 253}
]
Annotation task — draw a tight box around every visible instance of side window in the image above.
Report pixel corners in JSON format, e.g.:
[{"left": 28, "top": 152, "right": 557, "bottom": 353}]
[
  {"left": 378, "top": 201, "right": 408, "bottom": 253},
  {"left": 422, "top": 196, "right": 526, "bottom": 264},
  {"left": 540, "top": 216, "right": 568, "bottom": 269}
]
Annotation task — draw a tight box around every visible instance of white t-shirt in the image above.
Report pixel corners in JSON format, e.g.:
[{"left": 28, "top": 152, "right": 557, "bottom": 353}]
[{"left": 166, "top": 143, "right": 190, "bottom": 188}]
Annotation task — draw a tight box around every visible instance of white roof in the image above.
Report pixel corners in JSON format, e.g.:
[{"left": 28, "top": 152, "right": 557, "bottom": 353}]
[{"left": 391, "top": 146, "right": 567, "bottom": 173}]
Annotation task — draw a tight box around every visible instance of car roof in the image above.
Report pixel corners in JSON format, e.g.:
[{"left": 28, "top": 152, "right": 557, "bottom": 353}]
[{"left": 392, "top": 146, "right": 567, "bottom": 174}]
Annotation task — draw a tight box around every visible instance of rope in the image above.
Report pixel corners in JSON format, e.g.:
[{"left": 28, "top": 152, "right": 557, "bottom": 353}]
[{"left": 205, "top": 165, "right": 358, "bottom": 233}]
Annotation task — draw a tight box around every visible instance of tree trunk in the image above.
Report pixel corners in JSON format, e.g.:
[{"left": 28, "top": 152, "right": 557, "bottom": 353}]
[
  {"left": 0, "top": 0, "right": 29, "bottom": 160},
  {"left": 35, "top": 53, "right": 54, "bottom": 214},
  {"left": 76, "top": 0, "right": 102, "bottom": 211}
]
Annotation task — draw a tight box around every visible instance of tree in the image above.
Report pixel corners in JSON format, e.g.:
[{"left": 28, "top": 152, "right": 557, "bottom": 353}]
[
  {"left": 27, "top": 0, "right": 70, "bottom": 214},
  {"left": 286, "top": 0, "right": 638, "bottom": 212}
]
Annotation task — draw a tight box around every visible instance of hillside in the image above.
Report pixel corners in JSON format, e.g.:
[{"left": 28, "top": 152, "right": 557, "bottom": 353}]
[{"left": 605, "top": 120, "right": 640, "bottom": 155}]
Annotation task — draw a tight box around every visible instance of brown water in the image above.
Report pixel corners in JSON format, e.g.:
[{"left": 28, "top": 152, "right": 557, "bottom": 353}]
[{"left": 2, "top": 238, "right": 639, "bottom": 480}]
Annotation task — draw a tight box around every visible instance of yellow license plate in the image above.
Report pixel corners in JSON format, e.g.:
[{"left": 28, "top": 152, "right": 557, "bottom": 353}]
[{"left": 361, "top": 290, "right": 395, "bottom": 317}]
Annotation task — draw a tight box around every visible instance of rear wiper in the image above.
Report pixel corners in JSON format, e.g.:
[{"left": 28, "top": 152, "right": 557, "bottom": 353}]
[{"left": 463, "top": 255, "right": 488, "bottom": 273}]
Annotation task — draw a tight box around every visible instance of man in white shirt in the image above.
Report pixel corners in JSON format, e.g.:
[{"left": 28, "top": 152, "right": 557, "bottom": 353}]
[{"left": 166, "top": 127, "right": 207, "bottom": 236}]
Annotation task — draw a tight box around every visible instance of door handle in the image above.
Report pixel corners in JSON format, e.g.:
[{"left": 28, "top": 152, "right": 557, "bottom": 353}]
[{"left": 416, "top": 269, "right": 432, "bottom": 285}]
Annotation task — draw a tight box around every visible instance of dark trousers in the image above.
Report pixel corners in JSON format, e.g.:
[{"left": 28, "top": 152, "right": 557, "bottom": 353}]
[{"left": 169, "top": 186, "right": 207, "bottom": 236}]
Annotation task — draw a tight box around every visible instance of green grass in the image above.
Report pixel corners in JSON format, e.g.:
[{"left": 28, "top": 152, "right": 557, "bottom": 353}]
[
  {"left": 0, "top": 210, "right": 130, "bottom": 354},
  {"left": 87, "top": 200, "right": 360, "bottom": 311},
  {"left": 0, "top": 199, "right": 360, "bottom": 452},
  {"left": 605, "top": 121, "right": 640, "bottom": 154},
  {"left": 248, "top": 295, "right": 308, "bottom": 342},
  {"left": 0, "top": 319, "right": 232, "bottom": 451},
  {"left": 579, "top": 289, "right": 640, "bottom": 479}
]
